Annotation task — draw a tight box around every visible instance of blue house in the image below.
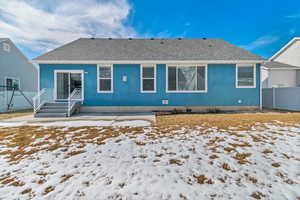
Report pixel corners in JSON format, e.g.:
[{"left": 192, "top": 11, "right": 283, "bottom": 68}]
[{"left": 32, "top": 38, "right": 264, "bottom": 117}]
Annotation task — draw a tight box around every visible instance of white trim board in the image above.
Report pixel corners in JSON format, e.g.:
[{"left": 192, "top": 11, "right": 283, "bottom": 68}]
[{"left": 32, "top": 60, "right": 264, "bottom": 64}]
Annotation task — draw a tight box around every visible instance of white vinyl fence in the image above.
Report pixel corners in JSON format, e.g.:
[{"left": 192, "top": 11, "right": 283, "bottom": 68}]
[
  {"left": 262, "top": 87, "right": 300, "bottom": 111},
  {"left": 0, "top": 91, "right": 35, "bottom": 113}
]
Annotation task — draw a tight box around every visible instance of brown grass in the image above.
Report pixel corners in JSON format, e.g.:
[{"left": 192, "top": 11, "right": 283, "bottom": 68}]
[
  {"left": 249, "top": 176, "right": 258, "bottom": 184},
  {"left": 262, "top": 149, "right": 273, "bottom": 154},
  {"left": 66, "top": 150, "right": 85, "bottom": 157},
  {"left": 209, "top": 154, "right": 219, "bottom": 159},
  {"left": 250, "top": 191, "right": 266, "bottom": 199},
  {"left": 221, "top": 163, "right": 232, "bottom": 171},
  {"left": 169, "top": 159, "right": 183, "bottom": 166},
  {"left": 43, "top": 186, "right": 55, "bottom": 195},
  {"left": 232, "top": 152, "right": 251, "bottom": 164},
  {"left": 193, "top": 174, "right": 214, "bottom": 184},
  {"left": 156, "top": 113, "right": 300, "bottom": 130},
  {"left": 0, "top": 110, "right": 32, "bottom": 120},
  {"left": 229, "top": 142, "right": 252, "bottom": 148},
  {"left": 21, "top": 188, "right": 32, "bottom": 194},
  {"left": 272, "top": 162, "right": 281, "bottom": 167},
  {"left": 224, "top": 147, "right": 236, "bottom": 152},
  {"left": 135, "top": 141, "right": 146, "bottom": 146},
  {"left": 60, "top": 174, "right": 73, "bottom": 183}
]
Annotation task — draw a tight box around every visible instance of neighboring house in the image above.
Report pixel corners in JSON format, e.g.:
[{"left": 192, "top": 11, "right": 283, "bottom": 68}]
[
  {"left": 0, "top": 38, "right": 37, "bottom": 112},
  {"left": 32, "top": 38, "right": 264, "bottom": 117},
  {"left": 262, "top": 37, "right": 300, "bottom": 88},
  {"left": 0, "top": 38, "right": 37, "bottom": 92}
]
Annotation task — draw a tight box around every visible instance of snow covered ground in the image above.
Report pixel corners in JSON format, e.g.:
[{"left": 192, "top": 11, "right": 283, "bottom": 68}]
[{"left": 0, "top": 121, "right": 299, "bottom": 200}]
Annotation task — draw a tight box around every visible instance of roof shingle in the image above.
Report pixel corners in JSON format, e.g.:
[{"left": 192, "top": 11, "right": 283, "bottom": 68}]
[
  {"left": 33, "top": 38, "right": 264, "bottom": 62},
  {"left": 263, "top": 61, "right": 299, "bottom": 69}
]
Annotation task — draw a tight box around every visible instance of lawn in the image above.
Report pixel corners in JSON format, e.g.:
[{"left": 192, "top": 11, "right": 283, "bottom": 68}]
[
  {"left": 0, "top": 110, "right": 32, "bottom": 120},
  {"left": 0, "top": 113, "right": 299, "bottom": 200}
]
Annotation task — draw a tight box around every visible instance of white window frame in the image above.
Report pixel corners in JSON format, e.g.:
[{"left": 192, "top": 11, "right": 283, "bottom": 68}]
[
  {"left": 97, "top": 64, "right": 113, "bottom": 93},
  {"left": 140, "top": 64, "right": 156, "bottom": 93},
  {"left": 166, "top": 64, "right": 208, "bottom": 93},
  {"left": 5, "top": 77, "right": 20, "bottom": 91},
  {"left": 236, "top": 64, "right": 256, "bottom": 88}
]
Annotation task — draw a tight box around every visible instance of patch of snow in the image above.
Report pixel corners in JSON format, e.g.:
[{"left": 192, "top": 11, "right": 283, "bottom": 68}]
[{"left": 0, "top": 124, "right": 299, "bottom": 199}]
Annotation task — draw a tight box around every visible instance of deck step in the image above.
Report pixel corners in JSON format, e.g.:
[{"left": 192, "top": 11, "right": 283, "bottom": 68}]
[
  {"left": 40, "top": 106, "right": 68, "bottom": 110},
  {"left": 35, "top": 101, "right": 81, "bottom": 118},
  {"left": 34, "top": 112, "right": 68, "bottom": 118},
  {"left": 43, "top": 102, "right": 68, "bottom": 107},
  {"left": 38, "top": 109, "right": 68, "bottom": 113}
]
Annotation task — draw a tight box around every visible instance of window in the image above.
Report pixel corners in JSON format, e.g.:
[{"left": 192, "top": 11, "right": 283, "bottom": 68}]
[
  {"left": 141, "top": 65, "right": 156, "bottom": 92},
  {"left": 97, "top": 65, "right": 113, "bottom": 92},
  {"left": 236, "top": 64, "right": 256, "bottom": 88},
  {"left": 6, "top": 77, "right": 20, "bottom": 91},
  {"left": 3, "top": 43, "right": 10, "bottom": 52},
  {"left": 167, "top": 65, "right": 207, "bottom": 92}
]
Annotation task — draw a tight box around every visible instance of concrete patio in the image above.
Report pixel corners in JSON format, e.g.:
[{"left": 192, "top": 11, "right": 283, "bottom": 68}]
[{"left": 1, "top": 112, "right": 156, "bottom": 124}]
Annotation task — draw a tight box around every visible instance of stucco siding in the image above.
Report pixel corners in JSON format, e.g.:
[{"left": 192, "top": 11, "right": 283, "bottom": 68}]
[
  {"left": 0, "top": 40, "right": 37, "bottom": 92},
  {"left": 39, "top": 63, "right": 260, "bottom": 107}
]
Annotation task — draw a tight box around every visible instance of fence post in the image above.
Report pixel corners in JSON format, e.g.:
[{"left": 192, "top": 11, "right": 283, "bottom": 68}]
[{"left": 272, "top": 87, "right": 276, "bottom": 109}]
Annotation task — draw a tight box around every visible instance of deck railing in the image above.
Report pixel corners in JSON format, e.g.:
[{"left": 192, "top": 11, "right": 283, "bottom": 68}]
[
  {"left": 32, "top": 88, "right": 54, "bottom": 113},
  {"left": 67, "top": 88, "right": 82, "bottom": 117}
]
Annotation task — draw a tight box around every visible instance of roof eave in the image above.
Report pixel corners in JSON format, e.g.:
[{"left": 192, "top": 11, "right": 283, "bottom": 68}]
[{"left": 31, "top": 59, "right": 265, "bottom": 64}]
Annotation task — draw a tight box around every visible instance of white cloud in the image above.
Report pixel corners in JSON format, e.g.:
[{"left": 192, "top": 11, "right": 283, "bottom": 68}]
[
  {"left": 241, "top": 36, "right": 279, "bottom": 50},
  {"left": 285, "top": 13, "right": 300, "bottom": 19},
  {"left": 0, "top": 0, "right": 136, "bottom": 53}
]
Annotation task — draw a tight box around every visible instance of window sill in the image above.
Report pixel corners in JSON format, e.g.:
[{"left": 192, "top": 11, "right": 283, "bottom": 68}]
[
  {"left": 97, "top": 91, "right": 113, "bottom": 93},
  {"left": 141, "top": 91, "right": 156, "bottom": 93},
  {"left": 236, "top": 86, "right": 256, "bottom": 88},
  {"left": 166, "top": 90, "right": 207, "bottom": 93}
]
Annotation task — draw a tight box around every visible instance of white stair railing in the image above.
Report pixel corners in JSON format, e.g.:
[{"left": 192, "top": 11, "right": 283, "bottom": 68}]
[
  {"left": 32, "top": 88, "right": 54, "bottom": 114},
  {"left": 67, "top": 88, "right": 82, "bottom": 117},
  {"left": 32, "top": 89, "right": 46, "bottom": 113}
]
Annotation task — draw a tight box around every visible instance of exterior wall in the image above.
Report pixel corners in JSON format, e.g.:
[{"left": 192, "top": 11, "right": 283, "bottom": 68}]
[
  {"left": 39, "top": 63, "right": 261, "bottom": 109},
  {"left": 268, "top": 69, "right": 297, "bottom": 88},
  {"left": 0, "top": 91, "right": 35, "bottom": 112},
  {"left": 0, "top": 39, "right": 37, "bottom": 92},
  {"left": 273, "top": 39, "right": 300, "bottom": 67}
]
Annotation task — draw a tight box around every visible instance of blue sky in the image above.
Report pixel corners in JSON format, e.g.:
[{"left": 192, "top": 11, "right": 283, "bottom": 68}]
[{"left": 0, "top": 0, "right": 299, "bottom": 59}]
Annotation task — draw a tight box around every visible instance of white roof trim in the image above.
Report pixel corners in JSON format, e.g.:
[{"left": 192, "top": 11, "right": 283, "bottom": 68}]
[
  {"left": 32, "top": 60, "right": 264, "bottom": 64},
  {"left": 270, "top": 37, "right": 300, "bottom": 61},
  {"left": 263, "top": 67, "right": 298, "bottom": 70}
]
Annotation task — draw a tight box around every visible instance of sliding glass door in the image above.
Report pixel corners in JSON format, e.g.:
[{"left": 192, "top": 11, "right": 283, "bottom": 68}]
[{"left": 55, "top": 71, "right": 83, "bottom": 100}]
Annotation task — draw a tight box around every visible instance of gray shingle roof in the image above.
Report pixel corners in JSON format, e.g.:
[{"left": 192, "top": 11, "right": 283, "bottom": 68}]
[
  {"left": 263, "top": 61, "right": 299, "bottom": 69},
  {"left": 33, "top": 38, "right": 264, "bottom": 62}
]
